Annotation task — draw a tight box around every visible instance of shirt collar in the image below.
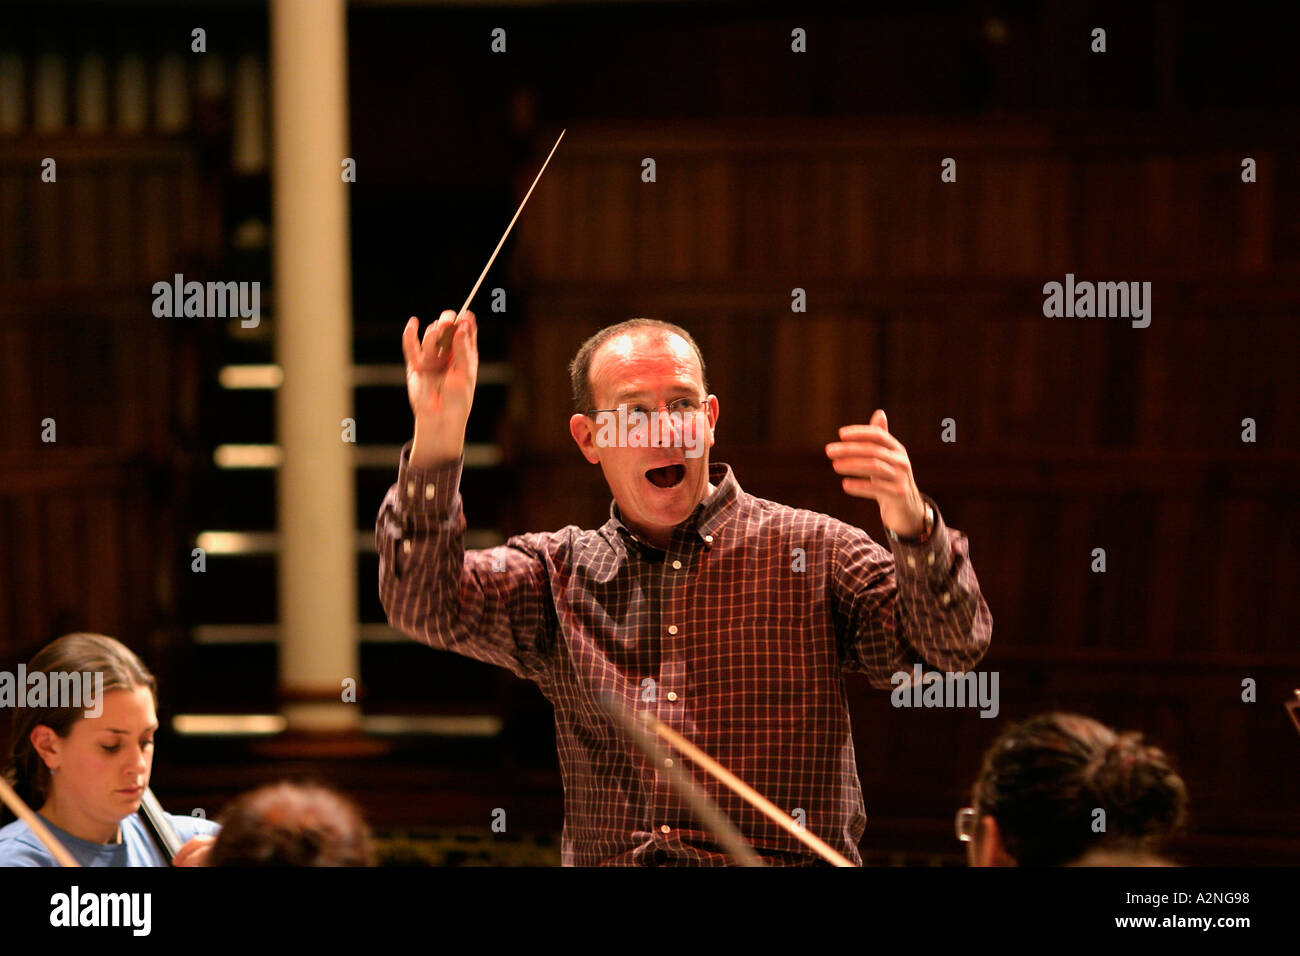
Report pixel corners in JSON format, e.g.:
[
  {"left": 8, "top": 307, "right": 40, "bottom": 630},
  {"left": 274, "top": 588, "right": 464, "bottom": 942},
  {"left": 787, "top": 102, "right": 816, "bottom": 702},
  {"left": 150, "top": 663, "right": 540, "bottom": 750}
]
[
  {"left": 38, "top": 813, "right": 125, "bottom": 849},
  {"left": 605, "top": 461, "right": 741, "bottom": 551}
]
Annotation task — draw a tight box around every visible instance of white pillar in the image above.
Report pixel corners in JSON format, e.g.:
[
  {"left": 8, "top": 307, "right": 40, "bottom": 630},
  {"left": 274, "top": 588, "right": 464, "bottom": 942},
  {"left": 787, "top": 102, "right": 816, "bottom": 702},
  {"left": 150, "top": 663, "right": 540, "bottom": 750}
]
[{"left": 270, "top": 0, "right": 359, "bottom": 732}]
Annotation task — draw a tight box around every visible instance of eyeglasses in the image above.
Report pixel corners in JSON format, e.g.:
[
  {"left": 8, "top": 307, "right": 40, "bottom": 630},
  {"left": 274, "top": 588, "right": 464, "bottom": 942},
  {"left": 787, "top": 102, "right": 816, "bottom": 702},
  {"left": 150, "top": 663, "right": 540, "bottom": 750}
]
[
  {"left": 585, "top": 398, "right": 705, "bottom": 418},
  {"left": 954, "top": 806, "right": 978, "bottom": 843}
]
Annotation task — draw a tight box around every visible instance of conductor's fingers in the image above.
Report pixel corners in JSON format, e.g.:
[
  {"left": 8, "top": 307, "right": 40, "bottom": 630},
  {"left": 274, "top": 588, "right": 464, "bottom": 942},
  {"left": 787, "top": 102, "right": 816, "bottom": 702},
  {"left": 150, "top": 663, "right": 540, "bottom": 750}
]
[
  {"left": 831, "top": 456, "right": 897, "bottom": 480},
  {"left": 458, "top": 309, "right": 478, "bottom": 354},
  {"left": 421, "top": 310, "right": 453, "bottom": 360},
  {"left": 402, "top": 316, "right": 420, "bottom": 369},
  {"left": 420, "top": 320, "right": 439, "bottom": 355},
  {"left": 453, "top": 311, "right": 478, "bottom": 368},
  {"left": 435, "top": 309, "right": 461, "bottom": 356},
  {"left": 840, "top": 478, "right": 880, "bottom": 499},
  {"left": 836, "top": 424, "right": 903, "bottom": 453}
]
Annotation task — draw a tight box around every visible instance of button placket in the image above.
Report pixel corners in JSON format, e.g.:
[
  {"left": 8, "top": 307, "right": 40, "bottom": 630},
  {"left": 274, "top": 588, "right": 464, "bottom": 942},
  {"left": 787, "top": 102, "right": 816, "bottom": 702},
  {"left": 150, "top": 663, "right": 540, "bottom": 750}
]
[{"left": 653, "top": 574, "right": 690, "bottom": 835}]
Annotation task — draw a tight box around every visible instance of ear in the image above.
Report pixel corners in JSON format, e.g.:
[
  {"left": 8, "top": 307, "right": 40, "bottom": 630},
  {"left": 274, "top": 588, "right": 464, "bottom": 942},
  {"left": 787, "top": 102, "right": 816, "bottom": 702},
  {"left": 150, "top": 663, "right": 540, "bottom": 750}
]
[
  {"left": 705, "top": 394, "right": 719, "bottom": 448},
  {"left": 975, "top": 815, "right": 1016, "bottom": 867},
  {"left": 569, "top": 413, "right": 601, "bottom": 465},
  {"left": 30, "top": 724, "right": 62, "bottom": 772}
]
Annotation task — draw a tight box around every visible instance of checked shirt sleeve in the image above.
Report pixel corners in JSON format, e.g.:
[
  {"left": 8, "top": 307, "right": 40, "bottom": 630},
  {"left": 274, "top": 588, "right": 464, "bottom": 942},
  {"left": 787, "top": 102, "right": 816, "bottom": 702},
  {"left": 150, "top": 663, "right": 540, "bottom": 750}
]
[
  {"left": 376, "top": 443, "right": 556, "bottom": 683},
  {"left": 831, "top": 495, "right": 992, "bottom": 688}
]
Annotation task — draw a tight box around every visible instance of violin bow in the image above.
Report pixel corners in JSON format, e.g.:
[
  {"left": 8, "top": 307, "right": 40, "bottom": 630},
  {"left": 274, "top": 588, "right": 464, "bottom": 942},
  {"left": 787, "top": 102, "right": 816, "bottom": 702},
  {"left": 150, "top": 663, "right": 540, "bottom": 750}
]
[
  {"left": 600, "top": 692, "right": 856, "bottom": 867},
  {"left": 650, "top": 716, "right": 855, "bottom": 867},
  {"left": 435, "top": 127, "right": 566, "bottom": 352},
  {"left": 138, "top": 787, "right": 184, "bottom": 865},
  {"left": 0, "top": 772, "right": 80, "bottom": 867},
  {"left": 600, "top": 691, "right": 765, "bottom": 867}
]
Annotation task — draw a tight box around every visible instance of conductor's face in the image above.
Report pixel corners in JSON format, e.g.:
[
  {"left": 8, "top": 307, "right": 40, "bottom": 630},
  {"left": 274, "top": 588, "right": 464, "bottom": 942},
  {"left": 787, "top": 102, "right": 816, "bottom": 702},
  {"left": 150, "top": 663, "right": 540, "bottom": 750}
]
[{"left": 569, "top": 330, "right": 719, "bottom": 549}]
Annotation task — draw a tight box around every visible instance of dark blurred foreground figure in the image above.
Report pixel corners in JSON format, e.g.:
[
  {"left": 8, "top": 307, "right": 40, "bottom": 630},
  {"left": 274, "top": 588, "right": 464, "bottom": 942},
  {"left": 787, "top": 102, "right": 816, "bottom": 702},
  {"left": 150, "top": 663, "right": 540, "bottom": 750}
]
[
  {"left": 957, "top": 713, "right": 1188, "bottom": 866},
  {"left": 209, "top": 782, "right": 375, "bottom": 866}
]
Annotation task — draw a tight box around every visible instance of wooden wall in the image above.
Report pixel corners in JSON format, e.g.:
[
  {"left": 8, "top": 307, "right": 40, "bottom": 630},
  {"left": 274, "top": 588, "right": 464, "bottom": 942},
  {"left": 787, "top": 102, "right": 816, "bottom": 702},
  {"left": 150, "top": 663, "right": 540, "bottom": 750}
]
[{"left": 0, "top": 139, "right": 211, "bottom": 687}]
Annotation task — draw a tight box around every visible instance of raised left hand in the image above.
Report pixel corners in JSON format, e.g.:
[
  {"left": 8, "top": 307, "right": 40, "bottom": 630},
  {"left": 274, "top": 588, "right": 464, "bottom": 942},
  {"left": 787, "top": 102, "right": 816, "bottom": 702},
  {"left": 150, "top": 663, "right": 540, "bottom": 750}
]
[{"left": 825, "top": 409, "right": 926, "bottom": 536}]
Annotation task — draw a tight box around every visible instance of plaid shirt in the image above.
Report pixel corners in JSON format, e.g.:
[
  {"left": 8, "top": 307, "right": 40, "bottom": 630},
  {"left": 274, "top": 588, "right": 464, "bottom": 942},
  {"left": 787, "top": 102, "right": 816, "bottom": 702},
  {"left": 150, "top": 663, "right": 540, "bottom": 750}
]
[{"left": 377, "top": 449, "right": 992, "bottom": 866}]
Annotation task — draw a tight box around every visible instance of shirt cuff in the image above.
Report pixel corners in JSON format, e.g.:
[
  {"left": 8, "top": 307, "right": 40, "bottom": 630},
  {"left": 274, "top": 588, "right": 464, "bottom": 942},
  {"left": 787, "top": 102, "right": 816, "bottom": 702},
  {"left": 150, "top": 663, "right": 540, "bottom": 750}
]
[
  {"left": 886, "top": 495, "right": 953, "bottom": 581},
  {"left": 395, "top": 441, "right": 462, "bottom": 517}
]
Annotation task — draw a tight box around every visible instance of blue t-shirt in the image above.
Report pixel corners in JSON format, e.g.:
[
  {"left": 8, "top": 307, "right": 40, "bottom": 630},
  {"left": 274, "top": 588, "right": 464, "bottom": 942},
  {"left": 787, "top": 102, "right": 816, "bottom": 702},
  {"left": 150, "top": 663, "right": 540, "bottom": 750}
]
[{"left": 0, "top": 812, "right": 219, "bottom": 866}]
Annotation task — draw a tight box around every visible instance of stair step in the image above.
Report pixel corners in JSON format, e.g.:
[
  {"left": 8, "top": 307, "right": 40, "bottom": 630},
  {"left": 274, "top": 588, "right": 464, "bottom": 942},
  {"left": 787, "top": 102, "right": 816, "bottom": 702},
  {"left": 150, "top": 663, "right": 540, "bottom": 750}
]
[
  {"left": 194, "top": 529, "right": 505, "bottom": 555},
  {"left": 193, "top": 622, "right": 428, "bottom": 644},
  {"left": 212, "top": 443, "right": 504, "bottom": 469},
  {"left": 217, "top": 362, "right": 513, "bottom": 389},
  {"left": 169, "top": 713, "right": 503, "bottom": 738}
]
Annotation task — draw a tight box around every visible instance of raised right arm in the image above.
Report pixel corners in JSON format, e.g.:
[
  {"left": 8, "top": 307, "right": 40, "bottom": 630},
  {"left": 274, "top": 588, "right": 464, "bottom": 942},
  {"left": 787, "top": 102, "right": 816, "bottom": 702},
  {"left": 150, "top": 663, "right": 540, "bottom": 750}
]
[
  {"left": 377, "top": 450, "right": 554, "bottom": 682},
  {"left": 377, "top": 310, "right": 553, "bottom": 682}
]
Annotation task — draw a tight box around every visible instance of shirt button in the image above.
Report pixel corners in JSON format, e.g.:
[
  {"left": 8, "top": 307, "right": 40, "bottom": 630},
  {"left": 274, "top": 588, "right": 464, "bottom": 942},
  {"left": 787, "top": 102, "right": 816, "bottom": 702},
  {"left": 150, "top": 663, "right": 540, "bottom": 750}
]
[
  {"left": 906, "top": 555, "right": 916, "bottom": 569},
  {"left": 928, "top": 552, "right": 936, "bottom": 566},
  {"left": 402, "top": 540, "right": 412, "bottom": 554},
  {"left": 667, "top": 625, "right": 678, "bottom": 635},
  {"left": 660, "top": 825, "right": 671, "bottom": 834},
  {"left": 672, "top": 560, "right": 682, "bottom": 570},
  {"left": 406, "top": 480, "right": 416, "bottom": 498},
  {"left": 664, "top": 758, "right": 674, "bottom": 768},
  {"left": 666, "top": 692, "right": 678, "bottom": 701},
  {"left": 425, "top": 484, "right": 436, "bottom": 500},
  {"left": 941, "top": 592, "right": 951, "bottom": 606},
  {"left": 704, "top": 534, "right": 713, "bottom": 544}
]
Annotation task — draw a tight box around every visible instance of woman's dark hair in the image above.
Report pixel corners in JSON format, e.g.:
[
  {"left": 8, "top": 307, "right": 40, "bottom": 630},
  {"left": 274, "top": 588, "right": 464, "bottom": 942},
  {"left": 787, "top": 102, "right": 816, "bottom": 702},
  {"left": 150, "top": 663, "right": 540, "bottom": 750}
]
[
  {"left": 209, "top": 782, "right": 375, "bottom": 867},
  {"left": 973, "top": 712, "right": 1188, "bottom": 866},
  {"left": 2, "top": 633, "right": 157, "bottom": 824}
]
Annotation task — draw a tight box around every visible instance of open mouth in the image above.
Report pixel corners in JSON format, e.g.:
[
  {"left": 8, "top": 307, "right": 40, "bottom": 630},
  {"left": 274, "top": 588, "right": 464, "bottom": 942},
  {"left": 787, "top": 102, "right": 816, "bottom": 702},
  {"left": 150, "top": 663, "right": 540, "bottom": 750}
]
[{"left": 645, "top": 464, "right": 686, "bottom": 489}]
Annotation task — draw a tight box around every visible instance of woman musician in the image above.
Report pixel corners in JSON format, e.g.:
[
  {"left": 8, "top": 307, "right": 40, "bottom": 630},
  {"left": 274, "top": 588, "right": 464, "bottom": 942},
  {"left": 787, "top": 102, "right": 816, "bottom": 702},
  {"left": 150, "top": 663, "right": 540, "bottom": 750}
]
[{"left": 0, "top": 633, "right": 218, "bottom": 866}]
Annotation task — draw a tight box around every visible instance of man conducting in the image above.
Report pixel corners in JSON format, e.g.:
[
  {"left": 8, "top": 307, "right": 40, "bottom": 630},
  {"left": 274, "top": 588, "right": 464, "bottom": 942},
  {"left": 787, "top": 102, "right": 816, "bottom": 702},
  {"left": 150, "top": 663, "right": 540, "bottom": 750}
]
[{"left": 377, "top": 308, "right": 992, "bottom": 866}]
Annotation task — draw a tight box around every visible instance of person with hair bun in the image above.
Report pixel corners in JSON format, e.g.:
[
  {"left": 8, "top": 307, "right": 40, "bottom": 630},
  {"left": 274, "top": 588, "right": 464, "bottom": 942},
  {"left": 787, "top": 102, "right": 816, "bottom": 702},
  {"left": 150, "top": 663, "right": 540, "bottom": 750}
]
[
  {"left": 957, "top": 712, "right": 1188, "bottom": 866},
  {"left": 0, "top": 633, "right": 219, "bottom": 866}
]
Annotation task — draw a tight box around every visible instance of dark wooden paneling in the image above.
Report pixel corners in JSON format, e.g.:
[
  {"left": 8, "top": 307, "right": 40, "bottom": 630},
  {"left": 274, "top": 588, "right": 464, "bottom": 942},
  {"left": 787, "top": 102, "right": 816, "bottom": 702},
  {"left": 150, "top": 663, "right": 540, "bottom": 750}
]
[
  {"left": 0, "top": 138, "right": 218, "bottom": 286},
  {"left": 0, "top": 139, "right": 209, "bottom": 676}
]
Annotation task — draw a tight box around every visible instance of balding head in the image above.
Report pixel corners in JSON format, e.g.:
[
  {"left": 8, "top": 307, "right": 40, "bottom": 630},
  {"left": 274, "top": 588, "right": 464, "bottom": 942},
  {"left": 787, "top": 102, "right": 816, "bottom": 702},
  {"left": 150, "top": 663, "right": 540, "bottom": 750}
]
[{"left": 569, "top": 318, "right": 707, "bottom": 414}]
